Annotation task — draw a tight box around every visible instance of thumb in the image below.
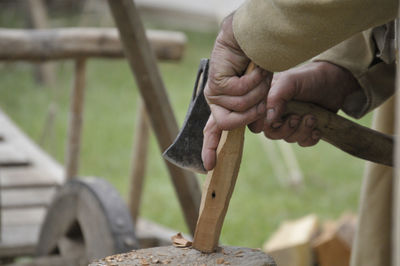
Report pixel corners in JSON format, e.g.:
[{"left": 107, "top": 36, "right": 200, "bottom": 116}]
[{"left": 265, "top": 76, "right": 300, "bottom": 124}]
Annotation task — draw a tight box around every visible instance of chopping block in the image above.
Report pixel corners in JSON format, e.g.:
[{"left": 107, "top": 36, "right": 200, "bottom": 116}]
[{"left": 90, "top": 245, "right": 276, "bottom": 265}]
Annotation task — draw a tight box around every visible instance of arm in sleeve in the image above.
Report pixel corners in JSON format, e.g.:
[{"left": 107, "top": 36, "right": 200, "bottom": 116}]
[
  {"left": 313, "top": 24, "right": 395, "bottom": 118},
  {"left": 233, "top": 0, "right": 397, "bottom": 72}
]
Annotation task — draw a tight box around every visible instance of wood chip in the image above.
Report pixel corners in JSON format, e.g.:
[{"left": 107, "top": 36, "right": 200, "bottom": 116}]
[
  {"left": 141, "top": 258, "right": 150, "bottom": 266},
  {"left": 216, "top": 258, "right": 225, "bottom": 264},
  {"left": 171, "top": 232, "right": 192, "bottom": 248}
]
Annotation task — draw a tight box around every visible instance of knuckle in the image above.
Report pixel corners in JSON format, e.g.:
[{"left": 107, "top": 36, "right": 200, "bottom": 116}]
[{"left": 234, "top": 99, "right": 247, "bottom": 112}]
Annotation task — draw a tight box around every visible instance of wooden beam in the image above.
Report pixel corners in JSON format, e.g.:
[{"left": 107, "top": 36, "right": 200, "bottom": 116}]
[
  {"left": 0, "top": 28, "right": 186, "bottom": 62},
  {"left": 24, "top": 0, "right": 56, "bottom": 86},
  {"left": 107, "top": 0, "right": 201, "bottom": 235},
  {"left": 129, "top": 100, "right": 149, "bottom": 224},
  {"left": 65, "top": 59, "right": 86, "bottom": 180}
]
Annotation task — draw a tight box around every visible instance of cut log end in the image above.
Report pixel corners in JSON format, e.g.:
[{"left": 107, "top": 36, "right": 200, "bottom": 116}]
[{"left": 90, "top": 245, "right": 276, "bottom": 266}]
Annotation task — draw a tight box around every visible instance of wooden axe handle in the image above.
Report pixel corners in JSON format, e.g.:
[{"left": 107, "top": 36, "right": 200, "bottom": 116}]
[
  {"left": 192, "top": 63, "right": 255, "bottom": 253},
  {"left": 285, "top": 101, "right": 393, "bottom": 166}
]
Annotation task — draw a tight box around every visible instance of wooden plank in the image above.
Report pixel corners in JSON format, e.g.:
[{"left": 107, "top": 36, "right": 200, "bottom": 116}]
[
  {"left": 0, "top": 109, "right": 64, "bottom": 183},
  {"left": 1, "top": 187, "right": 56, "bottom": 209},
  {"left": 0, "top": 28, "right": 186, "bottom": 62},
  {"left": 0, "top": 167, "right": 58, "bottom": 189},
  {"left": 108, "top": 0, "right": 201, "bottom": 235},
  {"left": 263, "top": 214, "right": 320, "bottom": 266},
  {"left": 0, "top": 144, "right": 30, "bottom": 167},
  {"left": 0, "top": 223, "right": 40, "bottom": 257},
  {"left": 2, "top": 207, "right": 46, "bottom": 226}
]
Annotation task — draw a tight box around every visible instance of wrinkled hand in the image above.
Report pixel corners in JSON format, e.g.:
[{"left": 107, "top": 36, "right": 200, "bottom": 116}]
[
  {"left": 263, "top": 61, "right": 361, "bottom": 146},
  {"left": 204, "top": 13, "right": 272, "bottom": 132},
  {"left": 201, "top": 13, "right": 273, "bottom": 171}
]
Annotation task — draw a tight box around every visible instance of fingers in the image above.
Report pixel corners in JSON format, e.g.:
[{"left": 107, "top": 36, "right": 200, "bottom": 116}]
[
  {"left": 202, "top": 116, "right": 222, "bottom": 171},
  {"left": 205, "top": 67, "right": 272, "bottom": 130},
  {"left": 265, "top": 74, "right": 300, "bottom": 124},
  {"left": 263, "top": 114, "right": 321, "bottom": 147},
  {"left": 248, "top": 117, "right": 265, "bottom": 133},
  {"left": 206, "top": 73, "right": 269, "bottom": 112},
  {"left": 209, "top": 99, "right": 266, "bottom": 130}
]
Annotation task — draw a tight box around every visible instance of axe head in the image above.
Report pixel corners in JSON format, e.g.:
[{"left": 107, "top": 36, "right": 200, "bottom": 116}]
[{"left": 163, "top": 59, "right": 211, "bottom": 174}]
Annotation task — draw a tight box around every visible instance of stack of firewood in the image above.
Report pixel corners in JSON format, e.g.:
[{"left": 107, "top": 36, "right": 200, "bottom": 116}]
[{"left": 263, "top": 213, "right": 357, "bottom": 266}]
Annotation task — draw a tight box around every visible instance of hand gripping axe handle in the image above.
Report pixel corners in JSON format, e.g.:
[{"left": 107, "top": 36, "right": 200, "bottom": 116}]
[
  {"left": 164, "top": 59, "right": 394, "bottom": 253},
  {"left": 163, "top": 59, "right": 393, "bottom": 174}
]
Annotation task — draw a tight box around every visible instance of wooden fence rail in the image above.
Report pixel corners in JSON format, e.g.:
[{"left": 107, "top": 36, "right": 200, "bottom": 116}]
[{"left": 0, "top": 28, "right": 186, "bottom": 61}]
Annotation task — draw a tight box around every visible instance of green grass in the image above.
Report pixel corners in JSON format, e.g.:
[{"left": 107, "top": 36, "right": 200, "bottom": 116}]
[{"left": 0, "top": 29, "right": 370, "bottom": 249}]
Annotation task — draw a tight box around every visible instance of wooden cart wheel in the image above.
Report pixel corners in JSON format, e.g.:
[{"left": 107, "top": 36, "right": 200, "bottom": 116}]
[{"left": 37, "top": 177, "right": 139, "bottom": 263}]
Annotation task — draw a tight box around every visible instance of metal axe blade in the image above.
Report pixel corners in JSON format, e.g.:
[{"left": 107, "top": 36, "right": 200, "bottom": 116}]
[{"left": 162, "top": 59, "right": 211, "bottom": 174}]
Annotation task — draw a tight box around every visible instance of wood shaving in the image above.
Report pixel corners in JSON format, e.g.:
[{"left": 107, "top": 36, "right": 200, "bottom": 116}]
[
  {"left": 224, "top": 262, "right": 231, "bottom": 265},
  {"left": 141, "top": 258, "right": 150, "bottom": 266},
  {"left": 171, "top": 232, "right": 192, "bottom": 248},
  {"left": 216, "top": 258, "right": 225, "bottom": 264},
  {"left": 162, "top": 259, "right": 171, "bottom": 264}
]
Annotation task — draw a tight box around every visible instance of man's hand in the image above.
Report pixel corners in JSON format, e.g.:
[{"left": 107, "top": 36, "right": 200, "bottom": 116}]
[
  {"left": 263, "top": 61, "right": 361, "bottom": 146},
  {"left": 204, "top": 13, "right": 272, "bottom": 133},
  {"left": 202, "top": 61, "right": 361, "bottom": 171}
]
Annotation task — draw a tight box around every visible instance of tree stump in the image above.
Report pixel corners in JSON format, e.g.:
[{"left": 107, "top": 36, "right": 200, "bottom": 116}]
[{"left": 90, "top": 245, "right": 276, "bottom": 266}]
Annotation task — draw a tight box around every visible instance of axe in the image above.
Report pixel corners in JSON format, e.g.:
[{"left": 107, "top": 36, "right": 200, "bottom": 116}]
[{"left": 163, "top": 59, "right": 393, "bottom": 252}]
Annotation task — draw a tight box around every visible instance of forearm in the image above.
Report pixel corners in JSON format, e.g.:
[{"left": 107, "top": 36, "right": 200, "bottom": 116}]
[
  {"left": 233, "top": 0, "right": 397, "bottom": 72},
  {"left": 313, "top": 24, "right": 396, "bottom": 118}
]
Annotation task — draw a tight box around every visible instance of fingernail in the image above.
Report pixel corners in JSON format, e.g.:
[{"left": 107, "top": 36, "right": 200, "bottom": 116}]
[
  {"left": 312, "top": 130, "right": 321, "bottom": 140},
  {"left": 289, "top": 119, "right": 300, "bottom": 128},
  {"left": 266, "top": 108, "right": 275, "bottom": 122},
  {"left": 271, "top": 122, "right": 282, "bottom": 129},
  {"left": 306, "top": 117, "right": 316, "bottom": 128}
]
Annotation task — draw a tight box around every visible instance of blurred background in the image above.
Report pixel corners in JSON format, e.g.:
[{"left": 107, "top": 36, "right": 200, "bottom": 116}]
[{"left": 0, "top": 0, "right": 370, "bottom": 249}]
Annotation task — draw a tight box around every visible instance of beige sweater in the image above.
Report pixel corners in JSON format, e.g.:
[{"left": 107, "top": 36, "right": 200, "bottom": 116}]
[
  {"left": 233, "top": 0, "right": 397, "bottom": 118},
  {"left": 233, "top": 0, "right": 397, "bottom": 72}
]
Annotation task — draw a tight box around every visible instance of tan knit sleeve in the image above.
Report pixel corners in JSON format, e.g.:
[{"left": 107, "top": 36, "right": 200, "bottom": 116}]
[{"left": 232, "top": 0, "right": 397, "bottom": 72}]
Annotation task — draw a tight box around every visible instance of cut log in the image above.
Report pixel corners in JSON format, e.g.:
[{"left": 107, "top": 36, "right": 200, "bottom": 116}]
[
  {"left": 263, "top": 214, "right": 320, "bottom": 266},
  {"left": 89, "top": 245, "right": 276, "bottom": 266},
  {"left": 0, "top": 28, "right": 186, "bottom": 62},
  {"left": 312, "top": 213, "right": 357, "bottom": 266}
]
